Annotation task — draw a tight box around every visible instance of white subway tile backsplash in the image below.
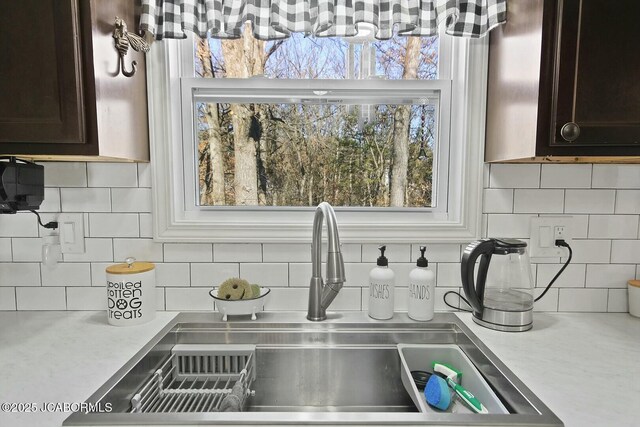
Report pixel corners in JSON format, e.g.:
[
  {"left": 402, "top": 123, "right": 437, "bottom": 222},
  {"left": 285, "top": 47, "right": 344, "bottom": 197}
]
[
  {"left": 42, "top": 162, "right": 87, "bottom": 187},
  {"left": 113, "top": 239, "right": 162, "bottom": 263},
  {"left": 568, "top": 240, "right": 611, "bottom": 264},
  {"left": 16, "top": 287, "right": 66, "bottom": 310},
  {"left": 137, "top": 163, "right": 152, "bottom": 188},
  {"left": 615, "top": 190, "right": 640, "bottom": 214},
  {"left": 435, "top": 287, "right": 463, "bottom": 312},
  {"left": 558, "top": 288, "right": 608, "bottom": 312},
  {"left": 10, "top": 238, "right": 42, "bottom": 262},
  {"left": 214, "top": 244, "right": 262, "bottom": 262},
  {"left": 514, "top": 189, "right": 564, "bottom": 213},
  {"left": 0, "top": 287, "right": 16, "bottom": 310},
  {"left": 89, "top": 213, "right": 140, "bottom": 238},
  {"left": 592, "top": 165, "right": 640, "bottom": 189},
  {"left": 362, "top": 244, "right": 411, "bottom": 263},
  {"left": 164, "top": 243, "right": 213, "bottom": 263},
  {"left": 610, "top": 240, "right": 640, "bottom": 264},
  {"left": 393, "top": 287, "right": 408, "bottom": 311},
  {"left": 155, "top": 263, "right": 190, "bottom": 287},
  {"left": 111, "top": 188, "right": 152, "bottom": 212},
  {"left": 536, "top": 264, "right": 585, "bottom": 288},
  {"left": 487, "top": 214, "right": 535, "bottom": 238},
  {"left": 564, "top": 190, "right": 615, "bottom": 214},
  {"left": 331, "top": 244, "right": 362, "bottom": 263},
  {"left": 483, "top": 189, "right": 513, "bottom": 213},
  {"left": 166, "top": 288, "right": 213, "bottom": 311},
  {"left": 343, "top": 263, "right": 372, "bottom": 287},
  {"left": 61, "top": 188, "right": 111, "bottom": 212},
  {"left": 588, "top": 215, "right": 639, "bottom": 239},
  {"left": 586, "top": 264, "right": 636, "bottom": 288},
  {"left": 328, "top": 287, "right": 361, "bottom": 311},
  {"left": 289, "top": 263, "right": 312, "bottom": 287},
  {"left": 263, "top": 288, "right": 308, "bottom": 311},
  {"left": 67, "top": 287, "right": 105, "bottom": 310},
  {"left": 139, "top": 213, "right": 153, "bottom": 238},
  {"left": 607, "top": 289, "right": 628, "bottom": 313},
  {"left": 0, "top": 238, "right": 10, "bottom": 261},
  {"left": 40, "top": 188, "right": 61, "bottom": 212},
  {"left": 5, "top": 161, "right": 639, "bottom": 314},
  {"left": 436, "top": 263, "right": 461, "bottom": 287},
  {"left": 263, "top": 244, "right": 310, "bottom": 262},
  {"left": 412, "top": 244, "right": 461, "bottom": 263},
  {"left": 240, "top": 263, "right": 288, "bottom": 287},
  {"left": 64, "top": 239, "right": 113, "bottom": 262},
  {"left": 0, "top": 263, "right": 40, "bottom": 286},
  {"left": 490, "top": 164, "right": 540, "bottom": 188},
  {"left": 88, "top": 163, "right": 138, "bottom": 187},
  {"left": 156, "top": 288, "right": 166, "bottom": 310},
  {"left": 42, "top": 263, "right": 91, "bottom": 287},
  {"left": 191, "top": 263, "right": 239, "bottom": 287},
  {"left": 568, "top": 215, "right": 589, "bottom": 239},
  {"left": 0, "top": 213, "right": 38, "bottom": 237},
  {"left": 533, "top": 288, "right": 559, "bottom": 312},
  {"left": 540, "top": 164, "right": 592, "bottom": 189},
  {"left": 90, "top": 263, "right": 111, "bottom": 286}
]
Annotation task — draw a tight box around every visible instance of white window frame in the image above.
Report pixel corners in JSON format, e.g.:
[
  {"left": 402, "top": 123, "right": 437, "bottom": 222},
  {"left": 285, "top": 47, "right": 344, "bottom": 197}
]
[{"left": 147, "top": 33, "right": 488, "bottom": 243}]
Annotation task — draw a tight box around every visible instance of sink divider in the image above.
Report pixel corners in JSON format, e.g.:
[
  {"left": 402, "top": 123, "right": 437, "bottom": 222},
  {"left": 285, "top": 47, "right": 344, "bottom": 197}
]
[{"left": 397, "top": 344, "right": 509, "bottom": 415}]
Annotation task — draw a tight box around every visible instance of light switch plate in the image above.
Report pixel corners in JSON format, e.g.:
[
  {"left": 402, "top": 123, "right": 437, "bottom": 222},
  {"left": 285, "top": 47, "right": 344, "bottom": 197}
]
[
  {"left": 529, "top": 217, "right": 573, "bottom": 257},
  {"left": 59, "top": 213, "right": 85, "bottom": 254}
]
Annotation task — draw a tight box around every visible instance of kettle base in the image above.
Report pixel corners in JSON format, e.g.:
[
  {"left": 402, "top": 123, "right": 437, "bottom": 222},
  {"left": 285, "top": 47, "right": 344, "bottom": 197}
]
[{"left": 472, "top": 308, "right": 533, "bottom": 332}]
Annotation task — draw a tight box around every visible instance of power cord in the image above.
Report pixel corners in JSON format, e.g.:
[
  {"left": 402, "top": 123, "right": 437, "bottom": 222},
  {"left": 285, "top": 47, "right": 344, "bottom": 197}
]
[
  {"left": 535, "top": 239, "right": 572, "bottom": 302},
  {"left": 443, "top": 239, "right": 573, "bottom": 310},
  {"left": 29, "top": 210, "right": 58, "bottom": 230}
]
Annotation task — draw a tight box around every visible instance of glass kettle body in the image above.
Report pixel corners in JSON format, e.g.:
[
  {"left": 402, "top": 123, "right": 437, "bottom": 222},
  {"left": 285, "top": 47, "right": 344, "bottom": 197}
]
[{"left": 461, "top": 238, "right": 534, "bottom": 332}]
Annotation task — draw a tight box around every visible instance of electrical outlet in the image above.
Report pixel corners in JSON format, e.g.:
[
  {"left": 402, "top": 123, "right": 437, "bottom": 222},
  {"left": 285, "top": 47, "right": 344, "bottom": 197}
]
[{"left": 530, "top": 217, "right": 573, "bottom": 257}]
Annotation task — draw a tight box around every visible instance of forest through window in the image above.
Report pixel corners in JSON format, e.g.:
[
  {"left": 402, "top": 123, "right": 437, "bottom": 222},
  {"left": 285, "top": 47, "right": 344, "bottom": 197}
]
[{"left": 194, "top": 27, "right": 440, "bottom": 208}]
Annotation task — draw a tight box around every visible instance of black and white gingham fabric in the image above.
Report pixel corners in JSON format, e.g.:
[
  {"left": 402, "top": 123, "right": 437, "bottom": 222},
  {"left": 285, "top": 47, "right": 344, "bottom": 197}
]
[{"left": 140, "top": 0, "right": 507, "bottom": 41}]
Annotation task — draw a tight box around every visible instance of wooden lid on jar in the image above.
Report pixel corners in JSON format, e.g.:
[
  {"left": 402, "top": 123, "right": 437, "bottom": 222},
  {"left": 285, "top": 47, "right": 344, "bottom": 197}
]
[
  {"left": 106, "top": 257, "right": 155, "bottom": 275},
  {"left": 629, "top": 280, "right": 640, "bottom": 288}
]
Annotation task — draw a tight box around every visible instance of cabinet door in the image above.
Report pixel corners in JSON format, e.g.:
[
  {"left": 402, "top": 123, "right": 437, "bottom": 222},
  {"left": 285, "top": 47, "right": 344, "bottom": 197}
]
[
  {"left": 0, "top": 0, "right": 86, "bottom": 145},
  {"left": 552, "top": 0, "right": 640, "bottom": 149}
]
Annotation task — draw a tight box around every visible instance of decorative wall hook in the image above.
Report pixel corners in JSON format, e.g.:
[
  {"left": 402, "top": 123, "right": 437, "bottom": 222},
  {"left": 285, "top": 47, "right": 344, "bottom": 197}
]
[{"left": 113, "top": 16, "right": 150, "bottom": 78}]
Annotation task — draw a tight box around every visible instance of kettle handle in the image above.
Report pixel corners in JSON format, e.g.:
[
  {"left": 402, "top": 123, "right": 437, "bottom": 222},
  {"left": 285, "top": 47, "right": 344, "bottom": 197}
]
[{"left": 461, "top": 239, "right": 496, "bottom": 317}]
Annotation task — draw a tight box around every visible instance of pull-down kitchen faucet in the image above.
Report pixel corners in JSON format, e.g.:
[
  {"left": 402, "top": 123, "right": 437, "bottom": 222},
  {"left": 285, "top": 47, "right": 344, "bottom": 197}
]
[{"left": 307, "top": 202, "right": 346, "bottom": 321}]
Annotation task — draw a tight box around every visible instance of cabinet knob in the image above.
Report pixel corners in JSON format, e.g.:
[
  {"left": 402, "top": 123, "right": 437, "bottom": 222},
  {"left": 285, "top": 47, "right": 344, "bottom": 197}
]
[{"left": 560, "top": 122, "right": 580, "bottom": 142}]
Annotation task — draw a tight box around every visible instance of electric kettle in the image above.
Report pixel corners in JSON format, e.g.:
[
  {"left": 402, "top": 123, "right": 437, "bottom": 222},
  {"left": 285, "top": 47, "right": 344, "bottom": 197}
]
[{"left": 461, "top": 238, "right": 534, "bottom": 332}]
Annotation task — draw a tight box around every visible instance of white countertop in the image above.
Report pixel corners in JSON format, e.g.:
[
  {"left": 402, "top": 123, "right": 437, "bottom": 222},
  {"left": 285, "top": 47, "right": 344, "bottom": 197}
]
[{"left": 0, "top": 311, "right": 638, "bottom": 427}]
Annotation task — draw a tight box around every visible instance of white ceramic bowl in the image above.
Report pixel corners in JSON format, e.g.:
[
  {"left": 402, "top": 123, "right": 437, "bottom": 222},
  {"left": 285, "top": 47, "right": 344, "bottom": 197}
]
[{"left": 209, "top": 287, "right": 270, "bottom": 321}]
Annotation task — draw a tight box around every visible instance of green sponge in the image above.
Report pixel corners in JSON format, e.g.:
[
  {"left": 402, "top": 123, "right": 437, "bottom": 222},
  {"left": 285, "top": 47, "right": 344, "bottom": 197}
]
[
  {"left": 251, "top": 284, "right": 261, "bottom": 298},
  {"left": 217, "top": 278, "right": 251, "bottom": 300}
]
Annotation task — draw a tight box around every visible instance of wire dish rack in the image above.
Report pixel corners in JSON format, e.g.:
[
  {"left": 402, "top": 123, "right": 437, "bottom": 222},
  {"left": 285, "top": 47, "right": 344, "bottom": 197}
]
[{"left": 130, "top": 344, "right": 256, "bottom": 413}]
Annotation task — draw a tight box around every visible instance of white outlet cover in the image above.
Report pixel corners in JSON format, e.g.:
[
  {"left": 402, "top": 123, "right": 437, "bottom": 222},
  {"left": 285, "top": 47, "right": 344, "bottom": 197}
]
[
  {"left": 529, "top": 216, "right": 573, "bottom": 258},
  {"left": 59, "top": 213, "right": 85, "bottom": 254}
]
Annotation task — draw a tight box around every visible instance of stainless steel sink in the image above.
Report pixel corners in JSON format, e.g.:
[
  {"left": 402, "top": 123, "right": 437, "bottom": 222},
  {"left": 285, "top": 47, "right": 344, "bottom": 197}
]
[{"left": 64, "top": 312, "right": 563, "bottom": 426}]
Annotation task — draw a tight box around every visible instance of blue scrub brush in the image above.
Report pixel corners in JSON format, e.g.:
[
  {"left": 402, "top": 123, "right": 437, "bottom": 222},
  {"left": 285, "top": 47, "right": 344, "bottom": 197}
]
[{"left": 424, "top": 374, "right": 451, "bottom": 410}]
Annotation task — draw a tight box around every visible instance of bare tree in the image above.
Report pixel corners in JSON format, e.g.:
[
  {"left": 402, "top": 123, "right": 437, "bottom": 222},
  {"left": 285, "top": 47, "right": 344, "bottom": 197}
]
[
  {"left": 390, "top": 37, "right": 420, "bottom": 207},
  {"left": 196, "top": 38, "right": 226, "bottom": 205},
  {"left": 221, "top": 23, "right": 266, "bottom": 205}
]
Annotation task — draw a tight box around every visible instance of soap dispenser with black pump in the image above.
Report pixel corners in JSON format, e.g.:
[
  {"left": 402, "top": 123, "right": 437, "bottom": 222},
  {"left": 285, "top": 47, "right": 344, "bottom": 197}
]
[
  {"left": 408, "top": 246, "right": 435, "bottom": 321},
  {"left": 368, "top": 245, "right": 395, "bottom": 319}
]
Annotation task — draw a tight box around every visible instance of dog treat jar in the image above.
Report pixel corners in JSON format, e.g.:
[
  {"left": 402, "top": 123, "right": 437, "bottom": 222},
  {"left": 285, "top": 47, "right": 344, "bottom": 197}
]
[{"left": 106, "top": 257, "right": 156, "bottom": 326}]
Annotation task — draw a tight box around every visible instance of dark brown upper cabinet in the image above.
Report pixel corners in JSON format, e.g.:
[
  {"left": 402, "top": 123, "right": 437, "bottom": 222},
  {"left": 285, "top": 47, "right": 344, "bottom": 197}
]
[
  {"left": 486, "top": 0, "right": 640, "bottom": 162},
  {"left": 0, "top": 0, "right": 149, "bottom": 162}
]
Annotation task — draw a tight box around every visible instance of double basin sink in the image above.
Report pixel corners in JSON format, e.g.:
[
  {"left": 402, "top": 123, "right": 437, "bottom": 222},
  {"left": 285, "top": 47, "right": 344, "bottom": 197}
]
[{"left": 64, "top": 312, "right": 562, "bottom": 426}]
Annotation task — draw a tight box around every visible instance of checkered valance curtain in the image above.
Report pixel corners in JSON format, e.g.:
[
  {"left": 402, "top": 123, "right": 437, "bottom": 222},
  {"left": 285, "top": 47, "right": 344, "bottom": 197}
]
[{"left": 140, "top": 0, "right": 507, "bottom": 40}]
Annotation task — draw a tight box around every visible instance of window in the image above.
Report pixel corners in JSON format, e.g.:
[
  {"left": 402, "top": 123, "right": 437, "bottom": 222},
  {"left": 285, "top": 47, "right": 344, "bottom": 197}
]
[{"left": 148, "top": 30, "right": 487, "bottom": 242}]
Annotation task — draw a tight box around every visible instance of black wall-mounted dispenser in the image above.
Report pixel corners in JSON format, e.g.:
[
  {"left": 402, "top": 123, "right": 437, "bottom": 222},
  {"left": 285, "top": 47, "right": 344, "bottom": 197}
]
[{"left": 0, "top": 157, "right": 44, "bottom": 214}]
